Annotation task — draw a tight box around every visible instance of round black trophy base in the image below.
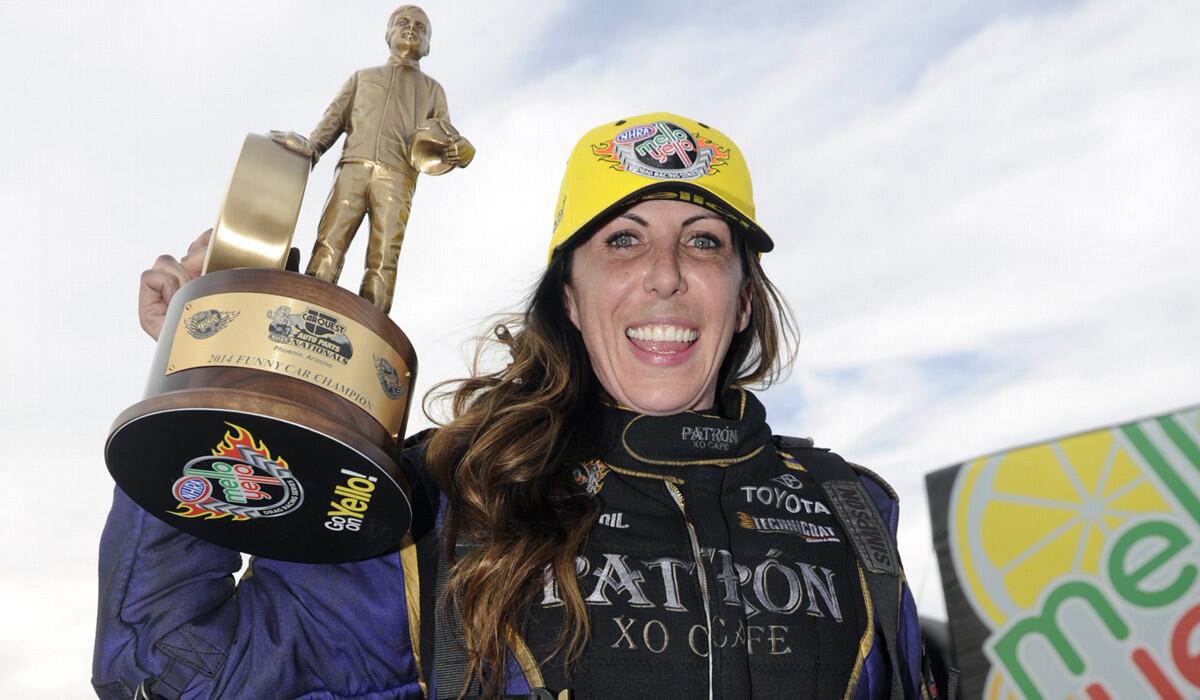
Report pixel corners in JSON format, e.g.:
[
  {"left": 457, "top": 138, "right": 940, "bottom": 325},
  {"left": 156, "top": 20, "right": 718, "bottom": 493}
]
[{"left": 106, "top": 398, "right": 411, "bottom": 563}]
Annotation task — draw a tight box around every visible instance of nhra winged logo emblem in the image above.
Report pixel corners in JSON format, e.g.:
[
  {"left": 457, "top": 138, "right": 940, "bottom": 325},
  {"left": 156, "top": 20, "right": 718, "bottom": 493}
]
[
  {"left": 593, "top": 121, "right": 730, "bottom": 180},
  {"left": 574, "top": 459, "right": 609, "bottom": 496},
  {"left": 170, "top": 423, "right": 304, "bottom": 522},
  {"left": 374, "top": 354, "right": 405, "bottom": 400},
  {"left": 184, "top": 309, "right": 240, "bottom": 339}
]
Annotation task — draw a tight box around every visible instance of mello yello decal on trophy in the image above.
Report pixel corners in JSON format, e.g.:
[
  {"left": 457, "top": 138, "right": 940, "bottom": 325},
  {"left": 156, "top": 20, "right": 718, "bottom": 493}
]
[{"left": 106, "top": 5, "right": 472, "bottom": 563}]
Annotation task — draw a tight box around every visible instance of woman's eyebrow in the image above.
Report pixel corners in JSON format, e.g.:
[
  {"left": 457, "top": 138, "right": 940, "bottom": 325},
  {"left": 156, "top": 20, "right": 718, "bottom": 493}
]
[
  {"left": 682, "top": 214, "right": 721, "bottom": 227},
  {"left": 619, "top": 213, "right": 649, "bottom": 225}
]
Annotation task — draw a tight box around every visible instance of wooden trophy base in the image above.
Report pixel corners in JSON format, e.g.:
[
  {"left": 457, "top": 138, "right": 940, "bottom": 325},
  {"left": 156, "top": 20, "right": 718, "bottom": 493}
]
[{"left": 106, "top": 268, "right": 417, "bottom": 563}]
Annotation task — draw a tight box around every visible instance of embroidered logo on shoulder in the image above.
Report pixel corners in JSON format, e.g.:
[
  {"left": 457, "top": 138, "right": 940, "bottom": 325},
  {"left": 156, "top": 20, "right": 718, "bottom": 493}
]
[
  {"left": 821, "top": 479, "right": 899, "bottom": 576},
  {"left": 737, "top": 511, "right": 840, "bottom": 543},
  {"left": 574, "top": 459, "right": 609, "bottom": 496},
  {"left": 771, "top": 473, "right": 805, "bottom": 490}
]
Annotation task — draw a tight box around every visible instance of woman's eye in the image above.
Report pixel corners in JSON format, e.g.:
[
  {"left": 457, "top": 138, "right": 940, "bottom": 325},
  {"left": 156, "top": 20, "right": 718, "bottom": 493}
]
[
  {"left": 689, "top": 234, "right": 721, "bottom": 250},
  {"left": 605, "top": 232, "right": 637, "bottom": 248}
]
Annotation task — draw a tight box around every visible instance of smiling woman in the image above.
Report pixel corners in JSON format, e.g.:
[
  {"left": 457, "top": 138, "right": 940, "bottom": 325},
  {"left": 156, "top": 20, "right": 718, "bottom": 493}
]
[
  {"left": 95, "top": 112, "right": 940, "bottom": 699},
  {"left": 565, "top": 200, "right": 752, "bottom": 415}
]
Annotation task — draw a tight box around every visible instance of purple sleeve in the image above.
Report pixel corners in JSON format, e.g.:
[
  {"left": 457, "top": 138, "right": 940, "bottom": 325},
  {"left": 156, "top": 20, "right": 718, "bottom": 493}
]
[
  {"left": 92, "top": 487, "right": 422, "bottom": 699},
  {"left": 852, "top": 475, "right": 928, "bottom": 700}
]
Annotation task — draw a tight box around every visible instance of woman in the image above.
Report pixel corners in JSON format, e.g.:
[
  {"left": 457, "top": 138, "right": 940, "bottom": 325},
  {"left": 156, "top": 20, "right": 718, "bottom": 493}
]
[{"left": 96, "top": 113, "right": 935, "bottom": 699}]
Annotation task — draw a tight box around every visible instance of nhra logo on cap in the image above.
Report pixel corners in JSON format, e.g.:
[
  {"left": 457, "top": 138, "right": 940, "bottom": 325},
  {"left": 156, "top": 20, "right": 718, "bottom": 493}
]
[
  {"left": 594, "top": 120, "right": 730, "bottom": 181},
  {"left": 613, "top": 124, "right": 657, "bottom": 143}
]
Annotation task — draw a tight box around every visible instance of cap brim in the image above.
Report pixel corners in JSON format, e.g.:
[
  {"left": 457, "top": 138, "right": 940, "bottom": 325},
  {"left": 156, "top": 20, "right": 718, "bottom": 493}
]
[{"left": 555, "top": 182, "right": 773, "bottom": 256}]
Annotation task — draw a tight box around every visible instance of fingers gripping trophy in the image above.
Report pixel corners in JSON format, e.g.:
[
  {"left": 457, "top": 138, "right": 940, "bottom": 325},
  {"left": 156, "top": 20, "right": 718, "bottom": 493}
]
[{"left": 105, "top": 5, "right": 472, "bottom": 563}]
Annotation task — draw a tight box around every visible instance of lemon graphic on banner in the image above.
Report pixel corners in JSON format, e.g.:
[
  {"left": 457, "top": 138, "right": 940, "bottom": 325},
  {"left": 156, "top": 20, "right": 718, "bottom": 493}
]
[{"left": 950, "top": 426, "right": 1173, "bottom": 629}]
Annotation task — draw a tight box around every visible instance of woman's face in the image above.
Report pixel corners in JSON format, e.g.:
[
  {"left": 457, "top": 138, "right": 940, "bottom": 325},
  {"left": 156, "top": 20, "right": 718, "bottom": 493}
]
[{"left": 565, "top": 199, "right": 751, "bottom": 416}]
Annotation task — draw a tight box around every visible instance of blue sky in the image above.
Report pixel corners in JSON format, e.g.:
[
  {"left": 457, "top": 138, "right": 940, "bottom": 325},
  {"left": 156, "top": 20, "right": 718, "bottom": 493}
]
[{"left": 1, "top": 1, "right": 1197, "bottom": 695}]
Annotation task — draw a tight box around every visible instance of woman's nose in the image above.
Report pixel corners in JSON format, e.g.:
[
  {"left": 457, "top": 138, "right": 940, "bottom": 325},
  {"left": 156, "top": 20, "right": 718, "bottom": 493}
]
[{"left": 642, "top": 246, "right": 686, "bottom": 297}]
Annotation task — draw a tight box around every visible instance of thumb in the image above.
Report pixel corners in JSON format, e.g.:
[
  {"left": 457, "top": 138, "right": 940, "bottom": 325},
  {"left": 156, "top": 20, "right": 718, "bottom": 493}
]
[{"left": 181, "top": 229, "right": 213, "bottom": 277}]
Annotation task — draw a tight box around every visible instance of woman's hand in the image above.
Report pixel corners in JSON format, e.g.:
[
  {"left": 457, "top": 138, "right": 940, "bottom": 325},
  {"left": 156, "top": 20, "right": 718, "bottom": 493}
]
[{"left": 138, "top": 229, "right": 211, "bottom": 341}]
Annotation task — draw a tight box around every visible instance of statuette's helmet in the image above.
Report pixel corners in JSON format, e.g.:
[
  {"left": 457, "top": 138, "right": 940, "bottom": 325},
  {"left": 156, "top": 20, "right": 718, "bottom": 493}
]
[
  {"left": 409, "top": 119, "right": 461, "bottom": 175},
  {"left": 548, "top": 112, "right": 773, "bottom": 261}
]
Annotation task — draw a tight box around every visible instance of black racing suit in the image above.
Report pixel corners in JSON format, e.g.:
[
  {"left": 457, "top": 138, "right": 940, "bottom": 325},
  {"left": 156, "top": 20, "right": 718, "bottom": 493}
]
[{"left": 509, "top": 388, "right": 929, "bottom": 699}]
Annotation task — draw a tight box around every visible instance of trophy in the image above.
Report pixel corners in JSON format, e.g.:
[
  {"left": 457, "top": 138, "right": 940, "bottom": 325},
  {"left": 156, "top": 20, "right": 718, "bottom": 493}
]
[{"left": 105, "top": 5, "right": 473, "bottom": 563}]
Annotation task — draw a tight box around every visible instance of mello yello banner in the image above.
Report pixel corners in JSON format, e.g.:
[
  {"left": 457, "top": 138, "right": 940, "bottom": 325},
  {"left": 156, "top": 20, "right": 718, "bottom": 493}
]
[{"left": 927, "top": 406, "right": 1200, "bottom": 700}]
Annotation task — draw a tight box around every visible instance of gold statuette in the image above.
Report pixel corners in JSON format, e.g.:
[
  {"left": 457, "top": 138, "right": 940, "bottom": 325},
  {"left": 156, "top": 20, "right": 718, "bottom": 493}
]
[
  {"left": 270, "top": 4, "right": 474, "bottom": 313},
  {"left": 105, "top": 5, "right": 469, "bottom": 563}
]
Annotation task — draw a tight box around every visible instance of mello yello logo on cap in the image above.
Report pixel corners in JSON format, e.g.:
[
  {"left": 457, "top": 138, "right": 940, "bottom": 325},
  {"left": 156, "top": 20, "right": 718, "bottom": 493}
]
[
  {"left": 948, "top": 407, "right": 1200, "bottom": 700},
  {"left": 593, "top": 120, "right": 730, "bottom": 180}
]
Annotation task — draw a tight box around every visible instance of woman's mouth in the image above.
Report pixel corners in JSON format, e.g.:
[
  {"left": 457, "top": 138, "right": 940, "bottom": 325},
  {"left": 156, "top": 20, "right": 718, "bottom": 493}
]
[{"left": 625, "top": 323, "right": 699, "bottom": 355}]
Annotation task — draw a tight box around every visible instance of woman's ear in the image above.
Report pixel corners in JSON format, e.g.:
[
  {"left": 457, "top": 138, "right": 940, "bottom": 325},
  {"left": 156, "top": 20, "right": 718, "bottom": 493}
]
[
  {"left": 736, "top": 281, "right": 752, "bottom": 332},
  {"left": 564, "top": 283, "right": 582, "bottom": 330}
]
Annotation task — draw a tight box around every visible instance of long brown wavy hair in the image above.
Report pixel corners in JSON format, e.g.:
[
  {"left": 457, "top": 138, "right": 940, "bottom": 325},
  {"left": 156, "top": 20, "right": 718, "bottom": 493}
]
[{"left": 423, "top": 232, "right": 797, "bottom": 696}]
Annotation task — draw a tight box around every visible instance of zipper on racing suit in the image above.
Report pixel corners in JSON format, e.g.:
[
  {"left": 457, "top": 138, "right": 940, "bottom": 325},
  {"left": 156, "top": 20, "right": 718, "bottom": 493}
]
[{"left": 664, "top": 481, "right": 715, "bottom": 700}]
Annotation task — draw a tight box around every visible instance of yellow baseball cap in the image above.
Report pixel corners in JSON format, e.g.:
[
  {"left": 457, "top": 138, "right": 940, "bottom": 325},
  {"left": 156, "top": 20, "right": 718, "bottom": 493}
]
[{"left": 548, "top": 112, "right": 773, "bottom": 261}]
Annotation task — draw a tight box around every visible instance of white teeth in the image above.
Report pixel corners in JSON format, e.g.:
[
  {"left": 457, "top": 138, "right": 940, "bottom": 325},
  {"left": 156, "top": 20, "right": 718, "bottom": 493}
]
[{"left": 625, "top": 324, "right": 699, "bottom": 343}]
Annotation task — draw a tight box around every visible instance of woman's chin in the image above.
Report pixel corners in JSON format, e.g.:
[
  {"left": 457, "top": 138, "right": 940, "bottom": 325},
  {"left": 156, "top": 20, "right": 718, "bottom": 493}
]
[{"left": 611, "top": 380, "right": 716, "bottom": 416}]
